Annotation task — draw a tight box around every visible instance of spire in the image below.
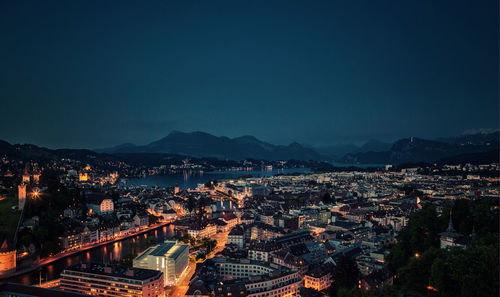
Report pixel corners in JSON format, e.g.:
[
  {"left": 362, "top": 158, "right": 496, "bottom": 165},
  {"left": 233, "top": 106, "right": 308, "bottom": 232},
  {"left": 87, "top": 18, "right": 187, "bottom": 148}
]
[
  {"left": 446, "top": 210, "right": 455, "bottom": 233},
  {"left": 0, "top": 239, "right": 13, "bottom": 252}
]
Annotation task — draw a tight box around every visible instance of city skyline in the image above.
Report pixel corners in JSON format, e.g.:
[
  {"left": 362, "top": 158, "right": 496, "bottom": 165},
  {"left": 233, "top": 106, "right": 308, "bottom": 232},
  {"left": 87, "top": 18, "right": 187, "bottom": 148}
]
[
  {"left": 1, "top": 0, "right": 498, "bottom": 148},
  {"left": 0, "top": 1, "right": 498, "bottom": 296}
]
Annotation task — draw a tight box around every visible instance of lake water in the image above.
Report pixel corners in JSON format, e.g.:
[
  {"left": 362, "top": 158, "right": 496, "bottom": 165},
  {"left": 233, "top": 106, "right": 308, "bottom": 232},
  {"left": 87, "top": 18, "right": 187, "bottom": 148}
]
[
  {"left": 330, "top": 162, "right": 386, "bottom": 168},
  {"left": 126, "top": 168, "right": 311, "bottom": 189}
]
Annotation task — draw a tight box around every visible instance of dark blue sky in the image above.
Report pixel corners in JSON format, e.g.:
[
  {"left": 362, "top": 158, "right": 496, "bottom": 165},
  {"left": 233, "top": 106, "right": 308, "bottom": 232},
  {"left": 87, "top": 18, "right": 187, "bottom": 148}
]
[{"left": 1, "top": 0, "right": 498, "bottom": 148}]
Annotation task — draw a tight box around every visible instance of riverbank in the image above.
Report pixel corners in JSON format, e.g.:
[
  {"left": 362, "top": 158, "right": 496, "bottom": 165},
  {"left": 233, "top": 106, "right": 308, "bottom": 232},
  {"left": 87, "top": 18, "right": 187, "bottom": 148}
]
[{"left": 0, "top": 221, "right": 172, "bottom": 280}]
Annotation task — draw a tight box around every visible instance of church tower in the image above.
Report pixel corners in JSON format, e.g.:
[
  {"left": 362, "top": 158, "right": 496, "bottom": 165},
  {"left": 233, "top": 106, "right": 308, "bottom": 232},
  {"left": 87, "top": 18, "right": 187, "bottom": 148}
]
[
  {"left": 18, "top": 184, "right": 26, "bottom": 210},
  {"left": 22, "top": 164, "right": 30, "bottom": 183},
  {"left": 439, "top": 210, "right": 465, "bottom": 249}
]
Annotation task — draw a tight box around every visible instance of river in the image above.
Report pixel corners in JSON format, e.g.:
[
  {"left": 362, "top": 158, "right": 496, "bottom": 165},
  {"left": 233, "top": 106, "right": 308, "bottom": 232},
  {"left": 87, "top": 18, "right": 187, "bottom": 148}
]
[{"left": 4, "top": 224, "right": 176, "bottom": 286}]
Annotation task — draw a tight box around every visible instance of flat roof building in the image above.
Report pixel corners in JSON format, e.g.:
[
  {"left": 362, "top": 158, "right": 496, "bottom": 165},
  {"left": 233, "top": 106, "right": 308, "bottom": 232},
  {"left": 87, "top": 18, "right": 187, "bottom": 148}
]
[
  {"left": 60, "top": 262, "right": 164, "bottom": 297},
  {"left": 0, "top": 283, "right": 87, "bottom": 297},
  {"left": 133, "top": 240, "right": 189, "bottom": 286}
]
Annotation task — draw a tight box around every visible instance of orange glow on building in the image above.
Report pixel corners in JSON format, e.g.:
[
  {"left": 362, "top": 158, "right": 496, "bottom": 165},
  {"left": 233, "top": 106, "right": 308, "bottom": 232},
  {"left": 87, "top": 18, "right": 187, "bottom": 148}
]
[
  {"left": 0, "top": 240, "right": 16, "bottom": 276},
  {"left": 79, "top": 172, "right": 89, "bottom": 182}
]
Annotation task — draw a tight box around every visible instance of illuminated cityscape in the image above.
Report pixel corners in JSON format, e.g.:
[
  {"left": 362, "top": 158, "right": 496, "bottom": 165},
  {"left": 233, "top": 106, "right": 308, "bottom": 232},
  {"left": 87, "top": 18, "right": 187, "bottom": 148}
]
[{"left": 0, "top": 1, "right": 498, "bottom": 297}]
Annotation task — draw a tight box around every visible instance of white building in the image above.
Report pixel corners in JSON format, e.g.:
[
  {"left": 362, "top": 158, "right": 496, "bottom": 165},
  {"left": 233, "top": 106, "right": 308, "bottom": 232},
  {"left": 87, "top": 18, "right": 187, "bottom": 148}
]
[
  {"left": 227, "top": 226, "right": 245, "bottom": 249},
  {"left": 304, "top": 264, "right": 333, "bottom": 291},
  {"left": 214, "top": 257, "right": 302, "bottom": 297},
  {"left": 133, "top": 240, "right": 189, "bottom": 286},
  {"left": 187, "top": 223, "right": 217, "bottom": 239},
  {"left": 86, "top": 193, "right": 114, "bottom": 215}
]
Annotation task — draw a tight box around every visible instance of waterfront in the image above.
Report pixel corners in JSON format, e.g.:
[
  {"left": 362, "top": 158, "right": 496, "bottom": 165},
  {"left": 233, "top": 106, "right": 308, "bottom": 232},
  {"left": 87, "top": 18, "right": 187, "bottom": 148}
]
[
  {"left": 3, "top": 225, "right": 176, "bottom": 286},
  {"left": 127, "top": 168, "right": 311, "bottom": 189}
]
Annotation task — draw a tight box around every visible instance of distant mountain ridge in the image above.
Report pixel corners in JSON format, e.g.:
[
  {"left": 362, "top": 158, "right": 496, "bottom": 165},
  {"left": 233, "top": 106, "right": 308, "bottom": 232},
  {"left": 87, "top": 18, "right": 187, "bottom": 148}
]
[
  {"left": 313, "top": 139, "right": 392, "bottom": 159},
  {"left": 2, "top": 130, "right": 496, "bottom": 165},
  {"left": 96, "top": 131, "right": 326, "bottom": 161},
  {"left": 340, "top": 132, "right": 499, "bottom": 164},
  {"left": 96, "top": 130, "right": 499, "bottom": 164}
]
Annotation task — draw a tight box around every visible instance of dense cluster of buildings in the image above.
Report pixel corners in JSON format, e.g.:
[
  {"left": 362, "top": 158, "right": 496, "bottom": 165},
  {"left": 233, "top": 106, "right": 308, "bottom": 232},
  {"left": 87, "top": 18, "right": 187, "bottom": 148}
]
[
  {"left": 177, "top": 164, "right": 497, "bottom": 296},
  {"left": 0, "top": 153, "right": 497, "bottom": 296}
]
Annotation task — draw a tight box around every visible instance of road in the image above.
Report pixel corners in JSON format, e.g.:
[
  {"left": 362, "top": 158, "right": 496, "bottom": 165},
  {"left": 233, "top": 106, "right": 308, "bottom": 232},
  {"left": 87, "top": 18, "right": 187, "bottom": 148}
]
[
  {"left": 166, "top": 230, "right": 230, "bottom": 296},
  {"left": 165, "top": 262, "right": 196, "bottom": 297},
  {"left": 209, "top": 230, "right": 229, "bottom": 258}
]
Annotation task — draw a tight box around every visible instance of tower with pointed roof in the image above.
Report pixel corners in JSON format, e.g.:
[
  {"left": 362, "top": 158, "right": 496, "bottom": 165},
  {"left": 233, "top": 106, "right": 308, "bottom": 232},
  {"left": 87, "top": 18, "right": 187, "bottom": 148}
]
[
  {"left": 446, "top": 210, "right": 455, "bottom": 233},
  {"left": 439, "top": 210, "right": 466, "bottom": 249},
  {"left": 22, "top": 164, "right": 30, "bottom": 183}
]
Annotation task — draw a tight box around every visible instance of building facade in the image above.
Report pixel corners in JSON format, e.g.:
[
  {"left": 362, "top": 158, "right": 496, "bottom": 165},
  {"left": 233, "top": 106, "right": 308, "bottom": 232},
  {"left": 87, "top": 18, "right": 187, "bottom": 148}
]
[
  {"left": 214, "top": 257, "right": 302, "bottom": 297},
  {"left": 133, "top": 240, "right": 189, "bottom": 286},
  {"left": 187, "top": 223, "right": 217, "bottom": 239},
  {"left": 18, "top": 184, "right": 26, "bottom": 210},
  {"left": 60, "top": 263, "right": 164, "bottom": 297},
  {"left": 0, "top": 240, "right": 16, "bottom": 276}
]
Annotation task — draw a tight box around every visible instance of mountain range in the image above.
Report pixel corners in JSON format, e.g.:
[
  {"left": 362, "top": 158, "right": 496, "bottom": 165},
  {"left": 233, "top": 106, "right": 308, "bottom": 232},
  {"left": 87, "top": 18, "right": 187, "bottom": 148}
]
[
  {"left": 96, "top": 131, "right": 324, "bottom": 161},
  {"left": 96, "top": 130, "right": 499, "bottom": 164},
  {"left": 339, "top": 132, "right": 499, "bottom": 164},
  {"left": 1, "top": 130, "right": 497, "bottom": 165},
  {"left": 314, "top": 139, "right": 392, "bottom": 159}
]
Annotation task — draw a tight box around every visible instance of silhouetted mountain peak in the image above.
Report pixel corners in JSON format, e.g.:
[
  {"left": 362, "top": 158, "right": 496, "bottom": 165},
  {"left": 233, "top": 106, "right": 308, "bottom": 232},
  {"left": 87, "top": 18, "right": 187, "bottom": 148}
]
[
  {"left": 103, "top": 131, "right": 325, "bottom": 161},
  {"left": 340, "top": 132, "right": 499, "bottom": 165},
  {"left": 288, "top": 142, "right": 303, "bottom": 149},
  {"left": 93, "top": 142, "right": 136, "bottom": 153},
  {"left": 358, "top": 139, "right": 391, "bottom": 153}
]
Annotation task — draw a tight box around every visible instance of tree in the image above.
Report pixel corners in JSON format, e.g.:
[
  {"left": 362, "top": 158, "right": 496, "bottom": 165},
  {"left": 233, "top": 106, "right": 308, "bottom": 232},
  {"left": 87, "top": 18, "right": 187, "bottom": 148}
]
[
  {"left": 333, "top": 254, "right": 359, "bottom": 291},
  {"left": 398, "top": 247, "right": 442, "bottom": 293},
  {"left": 109, "top": 191, "right": 120, "bottom": 202},
  {"left": 387, "top": 203, "right": 441, "bottom": 272},
  {"left": 39, "top": 169, "right": 64, "bottom": 194},
  {"left": 186, "top": 196, "right": 196, "bottom": 214},
  {"left": 337, "top": 288, "right": 391, "bottom": 297},
  {"left": 429, "top": 244, "right": 499, "bottom": 297},
  {"left": 322, "top": 193, "right": 332, "bottom": 204},
  {"left": 388, "top": 198, "right": 499, "bottom": 296},
  {"left": 197, "top": 196, "right": 207, "bottom": 219}
]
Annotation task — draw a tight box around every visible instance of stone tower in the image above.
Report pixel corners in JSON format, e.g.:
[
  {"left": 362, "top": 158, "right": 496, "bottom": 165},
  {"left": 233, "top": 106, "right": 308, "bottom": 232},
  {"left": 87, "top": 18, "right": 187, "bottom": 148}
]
[
  {"left": 0, "top": 240, "right": 16, "bottom": 276},
  {"left": 18, "top": 184, "right": 26, "bottom": 210}
]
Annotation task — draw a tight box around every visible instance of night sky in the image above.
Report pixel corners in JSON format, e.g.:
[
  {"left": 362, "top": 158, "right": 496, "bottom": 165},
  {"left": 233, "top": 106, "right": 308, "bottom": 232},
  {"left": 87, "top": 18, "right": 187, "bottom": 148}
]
[{"left": 0, "top": 0, "right": 498, "bottom": 149}]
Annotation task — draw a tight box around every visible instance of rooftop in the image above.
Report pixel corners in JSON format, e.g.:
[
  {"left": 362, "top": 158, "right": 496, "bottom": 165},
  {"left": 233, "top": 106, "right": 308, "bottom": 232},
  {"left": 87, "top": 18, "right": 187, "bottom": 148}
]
[
  {"left": 63, "top": 262, "right": 161, "bottom": 281},
  {"left": 0, "top": 283, "right": 87, "bottom": 297},
  {"left": 135, "top": 240, "right": 189, "bottom": 261}
]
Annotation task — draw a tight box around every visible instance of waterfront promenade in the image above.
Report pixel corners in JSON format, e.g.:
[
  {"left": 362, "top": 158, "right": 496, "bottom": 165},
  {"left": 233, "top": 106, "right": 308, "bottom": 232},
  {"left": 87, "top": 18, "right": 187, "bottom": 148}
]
[{"left": 0, "top": 221, "right": 172, "bottom": 280}]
